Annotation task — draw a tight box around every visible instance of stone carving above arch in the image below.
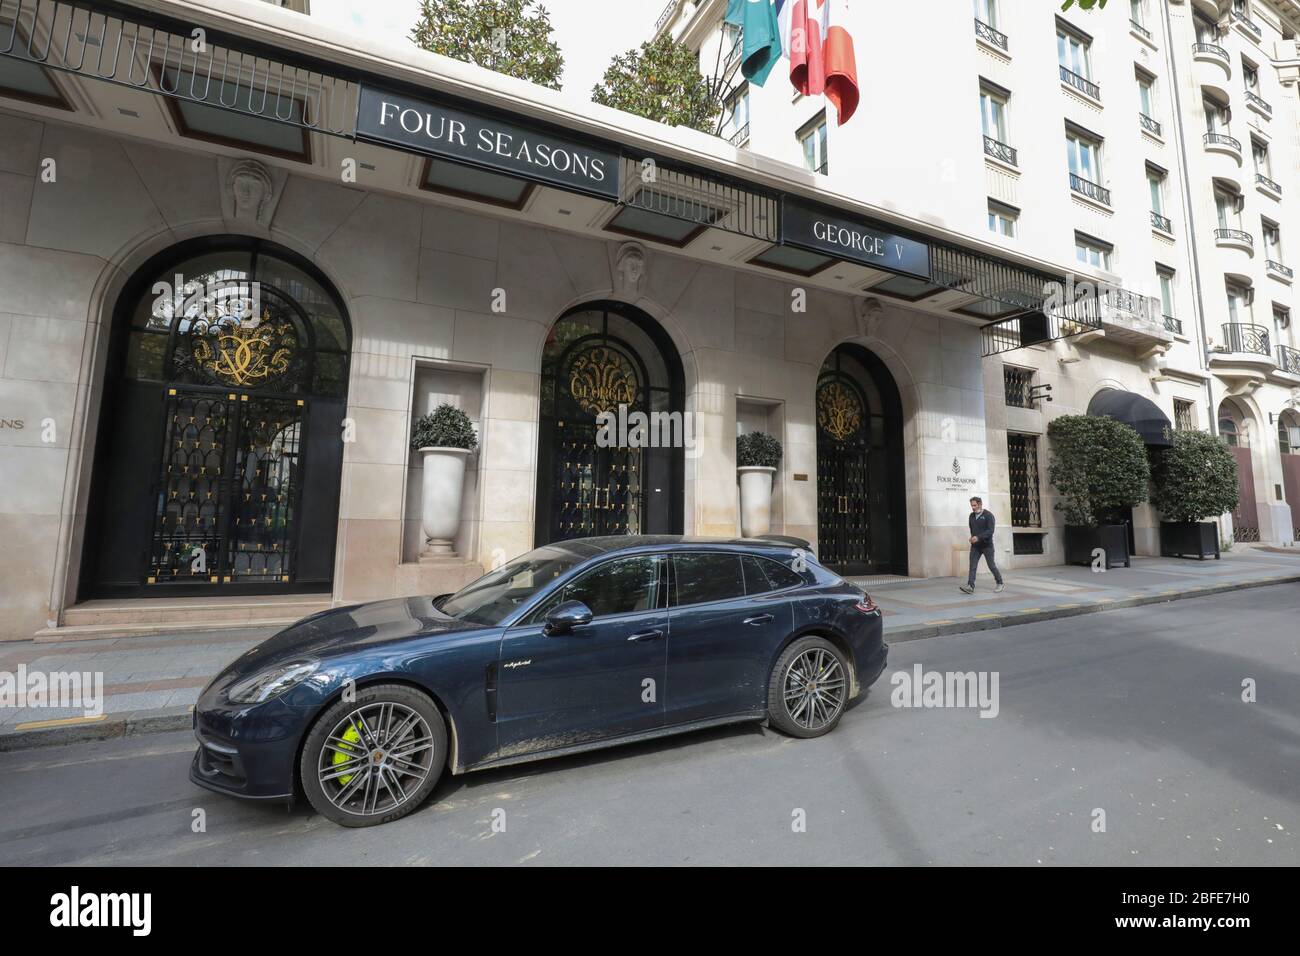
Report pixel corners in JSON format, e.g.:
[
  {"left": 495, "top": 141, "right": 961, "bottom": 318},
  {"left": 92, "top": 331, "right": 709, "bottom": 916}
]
[
  {"left": 854, "top": 296, "right": 884, "bottom": 338},
  {"left": 218, "top": 158, "right": 287, "bottom": 228},
  {"left": 614, "top": 241, "right": 647, "bottom": 297}
]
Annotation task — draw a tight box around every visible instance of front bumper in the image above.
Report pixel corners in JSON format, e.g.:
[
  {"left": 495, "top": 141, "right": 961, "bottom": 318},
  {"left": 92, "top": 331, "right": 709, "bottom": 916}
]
[{"left": 189, "top": 685, "right": 310, "bottom": 801}]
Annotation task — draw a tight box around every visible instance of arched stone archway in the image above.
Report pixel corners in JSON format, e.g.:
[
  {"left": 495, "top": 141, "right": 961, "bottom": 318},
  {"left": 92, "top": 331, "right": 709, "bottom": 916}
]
[{"left": 1218, "top": 397, "right": 1260, "bottom": 542}]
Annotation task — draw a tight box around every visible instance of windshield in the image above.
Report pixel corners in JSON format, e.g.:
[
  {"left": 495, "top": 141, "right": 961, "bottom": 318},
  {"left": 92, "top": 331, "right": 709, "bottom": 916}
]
[{"left": 437, "top": 546, "right": 584, "bottom": 626}]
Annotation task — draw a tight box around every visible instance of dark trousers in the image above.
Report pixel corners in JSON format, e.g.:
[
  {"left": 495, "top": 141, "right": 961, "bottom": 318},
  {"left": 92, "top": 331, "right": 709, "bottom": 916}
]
[{"left": 967, "top": 544, "right": 1003, "bottom": 587}]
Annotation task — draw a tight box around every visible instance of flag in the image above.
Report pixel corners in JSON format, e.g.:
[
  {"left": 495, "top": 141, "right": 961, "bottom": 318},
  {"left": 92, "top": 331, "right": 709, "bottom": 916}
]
[
  {"left": 781, "top": 0, "right": 860, "bottom": 124},
  {"left": 724, "top": 0, "right": 783, "bottom": 87}
]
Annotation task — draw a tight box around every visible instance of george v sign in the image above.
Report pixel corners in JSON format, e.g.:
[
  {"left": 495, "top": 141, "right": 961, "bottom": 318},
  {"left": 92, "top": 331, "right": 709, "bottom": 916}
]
[
  {"left": 355, "top": 85, "right": 620, "bottom": 200},
  {"left": 782, "top": 197, "right": 931, "bottom": 279}
]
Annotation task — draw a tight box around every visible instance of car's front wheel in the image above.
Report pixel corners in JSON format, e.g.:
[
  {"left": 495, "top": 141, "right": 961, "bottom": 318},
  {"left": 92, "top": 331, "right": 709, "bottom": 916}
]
[
  {"left": 300, "top": 684, "right": 447, "bottom": 827},
  {"left": 767, "top": 636, "right": 851, "bottom": 739}
]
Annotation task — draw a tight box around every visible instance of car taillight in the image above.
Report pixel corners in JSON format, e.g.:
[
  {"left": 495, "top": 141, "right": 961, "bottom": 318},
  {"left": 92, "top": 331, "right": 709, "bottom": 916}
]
[{"left": 854, "top": 595, "right": 878, "bottom": 613}]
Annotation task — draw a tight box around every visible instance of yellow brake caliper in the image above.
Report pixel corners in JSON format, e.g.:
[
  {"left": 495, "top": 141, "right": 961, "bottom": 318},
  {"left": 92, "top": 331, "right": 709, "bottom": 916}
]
[{"left": 333, "top": 723, "right": 362, "bottom": 786}]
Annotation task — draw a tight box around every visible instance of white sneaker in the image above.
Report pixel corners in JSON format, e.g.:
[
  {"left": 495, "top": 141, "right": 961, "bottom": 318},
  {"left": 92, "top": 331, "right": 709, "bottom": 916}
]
[{"left": 994, "top": 583, "right": 1006, "bottom": 593}]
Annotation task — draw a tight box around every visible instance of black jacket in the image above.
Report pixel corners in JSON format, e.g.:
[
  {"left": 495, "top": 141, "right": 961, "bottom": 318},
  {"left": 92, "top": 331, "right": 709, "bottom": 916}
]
[{"left": 969, "top": 509, "right": 996, "bottom": 547}]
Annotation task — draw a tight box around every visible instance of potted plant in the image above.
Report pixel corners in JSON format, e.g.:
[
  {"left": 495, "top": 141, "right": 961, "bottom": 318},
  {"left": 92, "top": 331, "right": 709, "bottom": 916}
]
[
  {"left": 1046, "top": 414, "right": 1150, "bottom": 568},
  {"left": 411, "top": 403, "right": 478, "bottom": 556},
  {"left": 737, "top": 431, "right": 782, "bottom": 537},
  {"left": 1151, "top": 428, "right": 1239, "bottom": 560}
]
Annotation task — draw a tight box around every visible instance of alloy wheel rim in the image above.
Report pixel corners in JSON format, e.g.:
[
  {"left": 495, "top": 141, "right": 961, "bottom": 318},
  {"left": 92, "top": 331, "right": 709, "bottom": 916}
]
[
  {"left": 318, "top": 702, "right": 434, "bottom": 816},
  {"left": 783, "top": 648, "right": 846, "bottom": 730}
]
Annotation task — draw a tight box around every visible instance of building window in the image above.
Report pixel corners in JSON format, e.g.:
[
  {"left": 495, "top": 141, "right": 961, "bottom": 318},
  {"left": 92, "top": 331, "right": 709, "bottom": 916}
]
[
  {"left": 1057, "top": 25, "right": 1093, "bottom": 84},
  {"left": 987, "top": 200, "right": 1018, "bottom": 238},
  {"left": 1174, "top": 399, "right": 1196, "bottom": 432},
  {"left": 1003, "top": 365, "right": 1034, "bottom": 407},
  {"left": 1007, "top": 433, "right": 1043, "bottom": 527},
  {"left": 1275, "top": 306, "right": 1291, "bottom": 330},
  {"left": 1195, "top": 12, "right": 1219, "bottom": 44},
  {"left": 1263, "top": 219, "right": 1282, "bottom": 260},
  {"left": 1136, "top": 70, "right": 1156, "bottom": 117},
  {"left": 1243, "top": 60, "right": 1259, "bottom": 91},
  {"left": 1226, "top": 282, "right": 1253, "bottom": 323},
  {"left": 799, "top": 113, "right": 828, "bottom": 175},
  {"left": 721, "top": 84, "right": 750, "bottom": 146},
  {"left": 1146, "top": 164, "right": 1170, "bottom": 232},
  {"left": 1158, "top": 267, "right": 1179, "bottom": 332},
  {"left": 1130, "top": 0, "right": 1147, "bottom": 29},
  {"left": 1215, "top": 186, "right": 1242, "bottom": 230},
  {"left": 1203, "top": 96, "right": 1230, "bottom": 135},
  {"left": 980, "top": 83, "right": 1009, "bottom": 142},
  {"left": 1219, "top": 416, "right": 1239, "bottom": 446},
  {"left": 973, "top": 0, "right": 999, "bottom": 29},
  {"left": 1075, "top": 232, "right": 1112, "bottom": 270},
  {"left": 1252, "top": 138, "right": 1271, "bottom": 177},
  {"left": 1065, "top": 127, "right": 1106, "bottom": 201}
]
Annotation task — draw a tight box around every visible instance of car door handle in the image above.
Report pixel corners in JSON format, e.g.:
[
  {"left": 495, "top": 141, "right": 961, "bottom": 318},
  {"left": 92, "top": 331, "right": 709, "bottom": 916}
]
[
  {"left": 627, "top": 629, "right": 664, "bottom": 642},
  {"left": 743, "top": 614, "right": 774, "bottom": 626}
]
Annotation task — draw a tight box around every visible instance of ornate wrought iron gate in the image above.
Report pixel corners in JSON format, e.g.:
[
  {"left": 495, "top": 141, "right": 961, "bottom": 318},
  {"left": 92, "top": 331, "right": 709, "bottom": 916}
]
[{"left": 815, "top": 374, "right": 873, "bottom": 575}]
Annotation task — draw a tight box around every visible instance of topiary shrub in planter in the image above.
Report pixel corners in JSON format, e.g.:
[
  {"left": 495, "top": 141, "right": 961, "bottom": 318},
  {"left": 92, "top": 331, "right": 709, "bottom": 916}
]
[
  {"left": 1151, "top": 428, "right": 1239, "bottom": 560},
  {"left": 1047, "top": 414, "right": 1150, "bottom": 568},
  {"left": 737, "top": 431, "right": 782, "bottom": 537},
  {"left": 412, "top": 404, "right": 477, "bottom": 556}
]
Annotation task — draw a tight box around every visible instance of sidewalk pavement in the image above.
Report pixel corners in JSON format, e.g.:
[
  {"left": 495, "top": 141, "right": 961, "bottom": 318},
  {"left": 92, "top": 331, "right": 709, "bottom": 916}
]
[{"left": 2, "top": 546, "right": 1298, "bottom": 751}]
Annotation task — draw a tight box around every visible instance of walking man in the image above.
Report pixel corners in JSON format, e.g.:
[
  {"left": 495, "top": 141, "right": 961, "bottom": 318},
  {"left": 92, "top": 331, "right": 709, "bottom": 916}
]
[{"left": 960, "top": 496, "right": 1005, "bottom": 594}]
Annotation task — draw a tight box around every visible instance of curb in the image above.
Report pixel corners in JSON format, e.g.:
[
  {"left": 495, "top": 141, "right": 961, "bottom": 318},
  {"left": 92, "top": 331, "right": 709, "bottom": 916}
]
[
  {"left": 2, "top": 575, "right": 1297, "bottom": 752},
  {"left": 0, "top": 706, "right": 193, "bottom": 753},
  {"left": 883, "top": 573, "right": 1300, "bottom": 643}
]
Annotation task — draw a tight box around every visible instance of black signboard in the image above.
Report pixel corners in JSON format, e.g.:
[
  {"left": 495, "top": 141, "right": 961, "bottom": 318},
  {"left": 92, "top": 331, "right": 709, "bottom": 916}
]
[
  {"left": 355, "top": 85, "right": 620, "bottom": 200},
  {"left": 782, "top": 197, "right": 931, "bottom": 279}
]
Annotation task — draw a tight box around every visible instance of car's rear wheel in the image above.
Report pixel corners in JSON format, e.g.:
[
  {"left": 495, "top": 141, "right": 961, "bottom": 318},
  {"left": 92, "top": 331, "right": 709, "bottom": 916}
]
[
  {"left": 767, "top": 636, "right": 850, "bottom": 739},
  {"left": 300, "top": 684, "right": 446, "bottom": 827}
]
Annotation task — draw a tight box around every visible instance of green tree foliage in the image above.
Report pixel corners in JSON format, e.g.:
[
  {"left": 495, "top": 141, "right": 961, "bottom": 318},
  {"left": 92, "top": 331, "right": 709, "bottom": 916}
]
[
  {"left": 410, "top": 0, "right": 564, "bottom": 91},
  {"left": 1046, "top": 414, "right": 1150, "bottom": 526},
  {"left": 1151, "top": 428, "right": 1239, "bottom": 522},
  {"left": 412, "top": 403, "right": 478, "bottom": 451},
  {"left": 592, "top": 35, "right": 722, "bottom": 132},
  {"left": 737, "top": 431, "right": 783, "bottom": 468}
]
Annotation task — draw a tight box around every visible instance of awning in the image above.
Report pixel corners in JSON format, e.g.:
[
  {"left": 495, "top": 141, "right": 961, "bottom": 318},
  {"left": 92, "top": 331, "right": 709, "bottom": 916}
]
[{"left": 1086, "top": 388, "right": 1173, "bottom": 447}]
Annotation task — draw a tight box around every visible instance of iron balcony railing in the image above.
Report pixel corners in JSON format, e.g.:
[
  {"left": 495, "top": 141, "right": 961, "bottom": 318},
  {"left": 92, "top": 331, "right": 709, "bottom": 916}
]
[
  {"left": 1221, "top": 322, "right": 1271, "bottom": 355},
  {"left": 1106, "top": 288, "right": 1160, "bottom": 322},
  {"left": 1163, "top": 314, "right": 1183, "bottom": 335},
  {"left": 983, "top": 135, "right": 1017, "bottom": 166},
  {"left": 723, "top": 39, "right": 743, "bottom": 70},
  {"left": 1256, "top": 172, "right": 1282, "bottom": 194},
  {"left": 1214, "top": 227, "right": 1253, "bottom": 247},
  {"left": 1231, "top": 11, "right": 1262, "bottom": 39},
  {"left": 1059, "top": 65, "right": 1100, "bottom": 100},
  {"left": 1151, "top": 210, "right": 1172, "bottom": 233},
  {"left": 655, "top": 1, "right": 675, "bottom": 31},
  {"left": 1244, "top": 89, "right": 1272, "bottom": 114},
  {"left": 1130, "top": 18, "right": 1152, "bottom": 40},
  {"left": 1193, "top": 41, "right": 1230, "bottom": 62},
  {"left": 1139, "top": 112, "right": 1162, "bottom": 136},
  {"left": 974, "top": 18, "right": 1008, "bottom": 51},
  {"left": 1203, "top": 131, "right": 1242, "bottom": 153},
  {"left": 1278, "top": 344, "right": 1300, "bottom": 374},
  {"left": 1267, "top": 259, "right": 1294, "bottom": 279},
  {"left": 1069, "top": 172, "right": 1111, "bottom": 206},
  {"left": 727, "top": 122, "right": 749, "bottom": 147}
]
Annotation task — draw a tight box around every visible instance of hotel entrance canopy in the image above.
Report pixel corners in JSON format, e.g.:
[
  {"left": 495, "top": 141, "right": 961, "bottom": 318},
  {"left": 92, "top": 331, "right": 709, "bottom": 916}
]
[{"left": 1, "top": 0, "right": 1139, "bottom": 356}]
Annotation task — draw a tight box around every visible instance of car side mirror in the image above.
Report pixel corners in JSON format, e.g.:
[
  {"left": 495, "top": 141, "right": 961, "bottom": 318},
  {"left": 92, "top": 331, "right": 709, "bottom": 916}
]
[{"left": 544, "top": 600, "right": 593, "bottom": 636}]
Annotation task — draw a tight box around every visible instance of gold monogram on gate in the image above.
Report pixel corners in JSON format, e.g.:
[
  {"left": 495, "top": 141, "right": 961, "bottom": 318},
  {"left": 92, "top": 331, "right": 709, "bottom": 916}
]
[
  {"left": 567, "top": 346, "right": 638, "bottom": 414},
  {"left": 817, "top": 381, "right": 861, "bottom": 442},
  {"left": 190, "top": 310, "right": 297, "bottom": 387}
]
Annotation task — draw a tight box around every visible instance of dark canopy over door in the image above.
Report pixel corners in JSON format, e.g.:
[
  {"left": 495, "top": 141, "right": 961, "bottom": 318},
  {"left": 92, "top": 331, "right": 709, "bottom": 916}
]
[{"left": 1087, "top": 388, "right": 1174, "bottom": 447}]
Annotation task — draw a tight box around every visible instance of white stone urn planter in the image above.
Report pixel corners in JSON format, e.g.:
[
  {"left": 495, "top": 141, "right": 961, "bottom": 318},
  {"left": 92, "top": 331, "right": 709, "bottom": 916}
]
[
  {"left": 419, "top": 447, "right": 472, "bottom": 556},
  {"left": 737, "top": 465, "right": 777, "bottom": 537}
]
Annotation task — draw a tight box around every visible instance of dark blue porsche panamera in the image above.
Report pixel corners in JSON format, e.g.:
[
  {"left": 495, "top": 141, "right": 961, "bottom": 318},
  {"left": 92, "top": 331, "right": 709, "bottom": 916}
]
[{"left": 191, "top": 536, "right": 887, "bottom": 827}]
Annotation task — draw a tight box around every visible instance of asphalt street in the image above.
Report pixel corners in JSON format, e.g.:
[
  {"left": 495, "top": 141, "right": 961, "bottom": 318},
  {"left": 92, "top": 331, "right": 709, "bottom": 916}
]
[{"left": 1, "top": 583, "right": 1296, "bottom": 866}]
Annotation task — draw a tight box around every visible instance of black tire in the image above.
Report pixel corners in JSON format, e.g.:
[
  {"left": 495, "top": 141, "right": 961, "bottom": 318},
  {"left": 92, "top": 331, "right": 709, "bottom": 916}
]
[
  {"left": 767, "top": 636, "right": 851, "bottom": 739},
  {"left": 300, "top": 683, "right": 447, "bottom": 828}
]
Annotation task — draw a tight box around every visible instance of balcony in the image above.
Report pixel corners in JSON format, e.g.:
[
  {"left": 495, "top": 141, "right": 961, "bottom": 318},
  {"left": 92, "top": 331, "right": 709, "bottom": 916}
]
[
  {"left": 974, "top": 18, "right": 1008, "bottom": 52},
  {"left": 1222, "top": 322, "right": 1271, "bottom": 355},
  {"left": 1278, "top": 345, "right": 1300, "bottom": 376},
  {"left": 1230, "top": 11, "right": 1262, "bottom": 42},
  {"left": 1130, "top": 18, "right": 1153, "bottom": 42},
  {"left": 1214, "top": 227, "right": 1254, "bottom": 254},
  {"left": 1163, "top": 314, "right": 1183, "bottom": 335},
  {"left": 1139, "top": 112, "right": 1162, "bottom": 137},
  {"left": 1255, "top": 172, "right": 1282, "bottom": 199},
  {"left": 1203, "top": 131, "right": 1242, "bottom": 165},
  {"left": 983, "top": 135, "right": 1017, "bottom": 167},
  {"left": 1211, "top": 323, "right": 1274, "bottom": 379},
  {"left": 1097, "top": 288, "right": 1170, "bottom": 347},
  {"left": 1267, "top": 259, "right": 1293, "bottom": 283},
  {"left": 1151, "top": 210, "right": 1173, "bottom": 234},
  {"left": 1192, "top": 42, "right": 1232, "bottom": 81},
  {"left": 1244, "top": 89, "right": 1272, "bottom": 118},
  {"left": 1059, "top": 65, "right": 1100, "bottom": 101},
  {"left": 727, "top": 122, "right": 749, "bottom": 147},
  {"left": 1068, "top": 172, "right": 1110, "bottom": 206}
]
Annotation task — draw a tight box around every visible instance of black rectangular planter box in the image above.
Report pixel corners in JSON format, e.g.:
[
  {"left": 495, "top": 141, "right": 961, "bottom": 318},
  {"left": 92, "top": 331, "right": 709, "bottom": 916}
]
[
  {"left": 1064, "top": 524, "right": 1131, "bottom": 568},
  {"left": 1159, "top": 521, "right": 1220, "bottom": 560}
]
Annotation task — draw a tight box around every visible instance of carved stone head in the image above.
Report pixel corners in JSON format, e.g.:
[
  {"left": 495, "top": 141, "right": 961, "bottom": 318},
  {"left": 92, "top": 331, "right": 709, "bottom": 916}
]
[
  {"left": 615, "top": 242, "right": 647, "bottom": 295},
  {"left": 228, "top": 160, "right": 274, "bottom": 223}
]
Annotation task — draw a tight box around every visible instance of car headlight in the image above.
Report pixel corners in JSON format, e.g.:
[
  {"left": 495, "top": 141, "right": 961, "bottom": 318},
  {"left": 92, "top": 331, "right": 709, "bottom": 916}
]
[{"left": 226, "top": 659, "right": 320, "bottom": 704}]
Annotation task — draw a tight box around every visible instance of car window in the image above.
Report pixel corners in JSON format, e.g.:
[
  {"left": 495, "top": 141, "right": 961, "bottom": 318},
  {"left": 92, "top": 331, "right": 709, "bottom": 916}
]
[
  {"left": 525, "top": 555, "right": 663, "bottom": 623},
  {"left": 672, "top": 553, "right": 745, "bottom": 606},
  {"left": 756, "top": 556, "right": 805, "bottom": 591}
]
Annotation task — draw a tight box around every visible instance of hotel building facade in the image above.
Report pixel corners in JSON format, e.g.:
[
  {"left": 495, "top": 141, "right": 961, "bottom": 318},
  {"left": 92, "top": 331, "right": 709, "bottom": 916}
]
[{"left": 1, "top": 0, "right": 1298, "bottom": 641}]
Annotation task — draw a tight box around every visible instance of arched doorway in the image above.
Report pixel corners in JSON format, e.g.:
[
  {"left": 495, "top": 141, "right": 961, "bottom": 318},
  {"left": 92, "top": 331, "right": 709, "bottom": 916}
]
[
  {"left": 535, "top": 301, "right": 684, "bottom": 544},
  {"left": 815, "top": 344, "right": 906, "bottom": 575},
  {"left": 80, "top": 237, "right": 351, "bottom": 598},
  {"left": 1278, "top": 410, "right": 1300, "bottom": 540},
  {"left": 1218, "top": 398, "right": 1259, "bottom": 542}
]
